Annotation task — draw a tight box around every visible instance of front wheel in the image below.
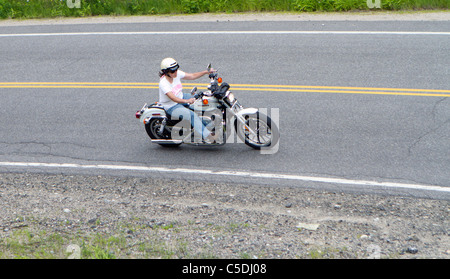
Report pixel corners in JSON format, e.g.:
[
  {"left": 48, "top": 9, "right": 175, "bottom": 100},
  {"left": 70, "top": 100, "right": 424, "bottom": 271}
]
[{"left": 235, "top": 112, "right": 279, "bottom": 150}]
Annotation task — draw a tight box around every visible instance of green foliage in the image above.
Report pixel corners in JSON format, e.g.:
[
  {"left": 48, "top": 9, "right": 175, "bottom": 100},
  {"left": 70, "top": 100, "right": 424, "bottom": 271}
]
[
  {"left": 0, "top": 0, "right": 448, "bottom": 19},
  {"left": 382, "top": 0, "right": 407, "bottom": 10},
  {"left": 291, "top": 0, "right": 449, "bottom": 12},
  {"left": 181, "top": 0, "right": 209, "bottom": 14},
  {"left": 292, "top": 0, "right": 380, "bottom": 12},
  {"left": 334, "top": 0, "right": 367, "bottom": 11}
]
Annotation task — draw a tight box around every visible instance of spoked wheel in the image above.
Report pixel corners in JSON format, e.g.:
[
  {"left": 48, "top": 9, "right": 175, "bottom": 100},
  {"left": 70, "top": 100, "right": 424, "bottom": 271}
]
[{"left": 235, "top": 112, "right": 279, "bottom": 150}]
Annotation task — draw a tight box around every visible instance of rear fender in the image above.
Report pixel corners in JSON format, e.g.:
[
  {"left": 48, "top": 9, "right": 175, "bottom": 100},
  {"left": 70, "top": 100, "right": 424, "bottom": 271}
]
[{"left": 140, "top": 107, "right": 167, "bottom": 124}]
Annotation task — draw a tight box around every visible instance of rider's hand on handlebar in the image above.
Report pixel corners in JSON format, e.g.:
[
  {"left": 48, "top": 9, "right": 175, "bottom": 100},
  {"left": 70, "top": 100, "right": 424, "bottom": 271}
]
[{"left": 186, "top": 98, "right": 195, "bottom": 104}]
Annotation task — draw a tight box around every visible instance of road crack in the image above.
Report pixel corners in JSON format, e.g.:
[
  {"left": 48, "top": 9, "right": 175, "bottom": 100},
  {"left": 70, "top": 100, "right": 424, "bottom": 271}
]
[
  {"left": 407, "top": 98, "right": 450, "bottom": 156},
  {"left": 0, "top": 141, "right": 96, "bottom": 159}
]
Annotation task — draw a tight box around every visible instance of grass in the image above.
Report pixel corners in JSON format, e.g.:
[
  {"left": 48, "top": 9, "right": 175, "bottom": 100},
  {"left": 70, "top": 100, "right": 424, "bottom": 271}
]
[
  {"left": 0, "top": 228, "right": 70, "bottom": 259},
  {"left": 0, "top": 219, "right": 262, "bottom": 259},
  {"left": 0, "top": 0, "right": 448, "bottom": 19},
  {"left": 0, "top": 223, "right": 188, "bottom": 259},
  {"left": 0, "top": 217, "right": 223, "bottom": 259}
]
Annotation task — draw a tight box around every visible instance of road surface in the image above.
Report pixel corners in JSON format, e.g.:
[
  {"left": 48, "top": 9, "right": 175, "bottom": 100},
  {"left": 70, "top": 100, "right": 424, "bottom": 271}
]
[{"left": 0, "top": 16, "right": 449, "bottom": 199}]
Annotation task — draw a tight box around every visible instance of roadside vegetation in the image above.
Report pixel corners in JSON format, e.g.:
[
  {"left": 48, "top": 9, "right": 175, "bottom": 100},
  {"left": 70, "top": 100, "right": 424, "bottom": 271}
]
[
  {"left": 0, "top": 221, "right": 193, "bottom": 259},
  {"left": 0, "top": 0, "right": 448, "bottom": 19}
]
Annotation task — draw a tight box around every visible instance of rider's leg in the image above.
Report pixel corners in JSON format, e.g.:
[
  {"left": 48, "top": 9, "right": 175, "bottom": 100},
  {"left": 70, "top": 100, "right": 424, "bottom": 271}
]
[{"left": 167, "top": 104, "right": 211, "bottom": 140}]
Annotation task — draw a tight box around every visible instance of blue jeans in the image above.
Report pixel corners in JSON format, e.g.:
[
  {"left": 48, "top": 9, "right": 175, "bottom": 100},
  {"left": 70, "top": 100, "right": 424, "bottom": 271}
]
[{"left": 166, "top": 93, "right": 211, "bottom": 139}]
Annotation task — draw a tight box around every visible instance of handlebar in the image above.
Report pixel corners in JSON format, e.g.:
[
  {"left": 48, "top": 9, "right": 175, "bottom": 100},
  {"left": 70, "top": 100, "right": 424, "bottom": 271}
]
[
  {"left": 209, "top": 72, "right": 218, "bottom": 79},
  {"left": 190, "top": 64, "right": 226, "bottom": 100}
]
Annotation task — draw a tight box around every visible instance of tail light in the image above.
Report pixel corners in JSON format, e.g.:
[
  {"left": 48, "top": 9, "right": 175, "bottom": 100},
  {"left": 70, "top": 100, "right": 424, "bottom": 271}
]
[{"left": 135, "top": 111, "right": 141, "bottom": 119}]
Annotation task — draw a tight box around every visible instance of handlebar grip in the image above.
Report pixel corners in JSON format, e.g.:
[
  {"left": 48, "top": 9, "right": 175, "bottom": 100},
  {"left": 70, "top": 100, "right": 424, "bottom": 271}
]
[
  {"left": 209, "top": 72, "right": 217, "bottom": 79},
  {"left": 194, "top": 92, "right": 203, "bottom": 99}
]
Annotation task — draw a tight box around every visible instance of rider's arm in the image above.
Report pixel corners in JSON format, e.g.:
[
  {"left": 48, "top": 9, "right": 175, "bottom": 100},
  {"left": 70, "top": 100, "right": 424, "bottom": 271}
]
[
  {"left": 166, "top": 91, "right": 195, "bottom": 104},
  {"left": 182, "top": 70, "right": 209, "bottom": 80}
]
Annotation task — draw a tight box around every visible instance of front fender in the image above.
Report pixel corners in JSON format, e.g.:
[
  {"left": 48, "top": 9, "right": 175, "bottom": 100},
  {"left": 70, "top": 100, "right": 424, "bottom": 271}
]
[
  {"left": 235, "top": 108, "right": 258, "bottom": 118},
  {"left": 234, "top": 107, "right": 259, "bottom": 130}
]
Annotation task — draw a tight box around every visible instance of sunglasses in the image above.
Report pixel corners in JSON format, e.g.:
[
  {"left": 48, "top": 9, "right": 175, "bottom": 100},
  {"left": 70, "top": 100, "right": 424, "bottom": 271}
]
[{"left": 167, "top": 65, "right": 179, "bottom": 73}]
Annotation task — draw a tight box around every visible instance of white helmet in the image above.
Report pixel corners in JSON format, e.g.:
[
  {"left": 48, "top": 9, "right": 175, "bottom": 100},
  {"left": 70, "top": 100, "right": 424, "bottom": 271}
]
[{"left": 160, "top": 57, "right": 179, "bottom": 72}]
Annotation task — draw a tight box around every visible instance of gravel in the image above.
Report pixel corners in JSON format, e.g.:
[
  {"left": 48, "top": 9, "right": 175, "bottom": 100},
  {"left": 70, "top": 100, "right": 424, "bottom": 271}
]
[{"left": 0, "top": 172, "right": 448, "bottom": 259}]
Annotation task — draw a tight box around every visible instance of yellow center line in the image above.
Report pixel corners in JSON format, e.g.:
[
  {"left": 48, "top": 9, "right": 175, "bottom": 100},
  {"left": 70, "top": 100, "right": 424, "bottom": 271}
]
[
  {"left": 0, "top": 85, "right": 160, "bottom": 89},
  {"left": 226, "top": 84, "right": 450, "bottom": 93},
  {"left": 0, "top": 82, "right": 449, "bottom": 97},
  {"left": 230, "top": 87, "right": 450, "bottom": 97}
]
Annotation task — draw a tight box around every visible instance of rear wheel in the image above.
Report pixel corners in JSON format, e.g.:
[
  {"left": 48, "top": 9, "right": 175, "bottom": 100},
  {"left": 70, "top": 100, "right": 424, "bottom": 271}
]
[
  {"left": 235, "top": 112, "right": 279, "bottom": 150},
  {"left": 145, "top": 118, "right": 181, "bottom": 147}
]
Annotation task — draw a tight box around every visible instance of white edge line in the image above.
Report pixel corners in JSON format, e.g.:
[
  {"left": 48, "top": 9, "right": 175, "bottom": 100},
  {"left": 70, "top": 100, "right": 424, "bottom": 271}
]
[
  {"left": 1, "top": 161, "right": 449, "bottom": 193},
  {"left": 0, "top": 31, "right": 450, "bottom": 37}
]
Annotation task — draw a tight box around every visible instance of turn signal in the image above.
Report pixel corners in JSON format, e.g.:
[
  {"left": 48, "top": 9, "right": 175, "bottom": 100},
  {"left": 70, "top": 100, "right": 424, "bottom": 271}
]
[
  {"left": 135, "top": 111, "right": 141, "bottom": 119},
  {"left": 218, "top": 77, "right": 222, "bottom": 83},
  {"left": 203, "top": 99, "right": 209, "bottom": 105}
]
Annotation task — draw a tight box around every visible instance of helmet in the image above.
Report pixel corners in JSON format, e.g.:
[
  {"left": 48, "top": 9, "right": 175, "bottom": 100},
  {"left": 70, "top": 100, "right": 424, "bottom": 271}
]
[{"left": 160, "top": 58, "right": 179, "bottom": 72}]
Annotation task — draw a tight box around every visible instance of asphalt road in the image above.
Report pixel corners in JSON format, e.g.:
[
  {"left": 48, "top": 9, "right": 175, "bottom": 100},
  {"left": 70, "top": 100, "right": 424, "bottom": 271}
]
[{"left": 0, "top": 19, "right": 449, "bottom": 199}]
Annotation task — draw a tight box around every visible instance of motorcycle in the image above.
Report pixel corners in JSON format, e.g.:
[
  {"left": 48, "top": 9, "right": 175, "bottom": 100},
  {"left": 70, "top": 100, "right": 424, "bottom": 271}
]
[{"left": 135, "top": 64, "right": 279, "bottom": 150}]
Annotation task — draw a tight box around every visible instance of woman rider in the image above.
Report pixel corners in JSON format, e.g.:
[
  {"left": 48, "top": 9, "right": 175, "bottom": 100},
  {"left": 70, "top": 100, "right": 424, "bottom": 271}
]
[{"left": 158, "top": 58, "right": 217, "bottom": 143}]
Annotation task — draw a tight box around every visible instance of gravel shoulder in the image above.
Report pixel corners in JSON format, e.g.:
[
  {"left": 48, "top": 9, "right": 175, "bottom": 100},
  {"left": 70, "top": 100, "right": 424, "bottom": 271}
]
[
  {"left": 0, "top": 172, "right": 448, "bottom": 259},
  {"left": 0, "top": 10, "right": 449, "bottom": 26}
]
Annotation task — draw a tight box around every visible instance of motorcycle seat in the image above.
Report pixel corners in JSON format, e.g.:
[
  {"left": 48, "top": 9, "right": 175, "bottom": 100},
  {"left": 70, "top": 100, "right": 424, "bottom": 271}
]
[
  {"left": 148, "top": 102, "right": 164, "bottom": 109},
  {"left": 148, "top": 102, "right": 177, "bottom": 121}
]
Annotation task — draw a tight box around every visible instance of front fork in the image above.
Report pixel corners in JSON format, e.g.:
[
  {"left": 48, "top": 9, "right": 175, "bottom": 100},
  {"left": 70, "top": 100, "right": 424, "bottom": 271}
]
[{"left": 233, "top": 107, "right": 260, "bottom": 137}]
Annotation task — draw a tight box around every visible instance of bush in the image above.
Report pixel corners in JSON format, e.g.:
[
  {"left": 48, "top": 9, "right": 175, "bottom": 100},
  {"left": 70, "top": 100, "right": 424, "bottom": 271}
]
[{"left": 0, "top": 0, "right": 448, "bottom": 20}]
